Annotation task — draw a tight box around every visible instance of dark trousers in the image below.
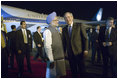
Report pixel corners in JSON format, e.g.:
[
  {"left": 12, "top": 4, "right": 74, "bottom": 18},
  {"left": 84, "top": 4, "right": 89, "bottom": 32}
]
[
  {"left": 1, "top": 48, "right": 8, "bottom": 78},
  {"left": 10, "top": 49, "right": 18, "bottom": 68},
  {"left": 91, "top": 43, "right": 101, "bottom": 63},
  {"left": 88, "top": 39, "right": 92, "bottom": 50},
  {"left": 34, "top": 47, "right": 45, "bottom": 61},
  {"left": 17, "top": 44, "right": 31, "bottom": 74},
  {"left": 101, "top": 46, "right": 117, "bottom": 77},
  {"left": 68, "top": 52, "right": 85, "bottom": 78}
]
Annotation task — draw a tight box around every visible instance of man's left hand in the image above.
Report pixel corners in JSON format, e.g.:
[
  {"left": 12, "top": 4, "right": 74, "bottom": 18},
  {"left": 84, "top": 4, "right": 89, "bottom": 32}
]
[
  {"left": 108, "top": 42, "right": 112, "bottom": 46},
  {"left": 84, "top": 50, "right": 88, "bottom": 57}
]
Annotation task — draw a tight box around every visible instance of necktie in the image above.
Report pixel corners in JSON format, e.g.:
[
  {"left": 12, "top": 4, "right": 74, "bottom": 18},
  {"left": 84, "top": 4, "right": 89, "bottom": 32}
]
[
  {"left": 105, "top": 27, "right": 109, "bottom": 42},
  {"left": 1, "top": 32, "right": 6, "bottom": 48},
  {"left": 39, "top": 33, "right": 43, "bottom": 42},
  {"left": 68, "top": 26, "right": 72, "bottom": 37},
  {"left": 23, "top": 29, "right": 27, "bottom": 43}
]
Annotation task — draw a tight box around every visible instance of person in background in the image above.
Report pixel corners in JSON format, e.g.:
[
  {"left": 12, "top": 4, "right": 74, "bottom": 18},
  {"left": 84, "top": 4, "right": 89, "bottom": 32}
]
[
  {"left": 88, "top": 28, "right": 93, "bottom": 50},
  {"left": 91, "top": 25, "right": 101, "bottom": 64},
  {"left": 99, "top": 17, "right": 117, "bottom": 77},
  {"left": 43, "top": 12, "right": 66, "bottom": 78},
  {"left": 16, "top": 21, "right": 32, "bottom": 77},
  {"left": 33, "top": 26, "right": 46, "bottom": 62},
  {"left": 1, "top": 16, "right": 7, "bottom": 33},
  {"left": 7, "top": 25, "right": 17, "bottom": 69},
  {"left": 1, "top": 24, "right": 8, "bottom": 77}
]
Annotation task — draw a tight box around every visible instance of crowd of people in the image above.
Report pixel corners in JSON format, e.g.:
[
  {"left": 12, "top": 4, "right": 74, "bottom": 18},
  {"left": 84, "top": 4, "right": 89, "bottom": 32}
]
[{"left": 1, "top": 12, "right": 117, "bottom": 78}]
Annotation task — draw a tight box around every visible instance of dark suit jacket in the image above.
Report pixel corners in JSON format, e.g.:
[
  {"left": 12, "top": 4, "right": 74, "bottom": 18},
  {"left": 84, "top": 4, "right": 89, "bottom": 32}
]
[
  {"left": 16, "top": 29, "right": 32, "bottom": 52},
  {"left": 62, "top": 23, "right": 88, "bottom": 56},
  {"left": 33, "top": 31, "right": 43, "bottom": 47},
  {"left": 91, "top": 30, "right": 100, "bottom": 47},
  {"left": 99, "top": 26, "right": 117, "bottom": 56},
  {"left": 7, "top": 31, "right": 17, "bottom": 51}
]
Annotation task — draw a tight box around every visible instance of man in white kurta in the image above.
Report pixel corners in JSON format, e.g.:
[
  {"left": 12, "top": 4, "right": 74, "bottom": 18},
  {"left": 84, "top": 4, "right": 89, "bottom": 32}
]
[{"left": 43, "top": 12, "right": 66, "bottom": 78}]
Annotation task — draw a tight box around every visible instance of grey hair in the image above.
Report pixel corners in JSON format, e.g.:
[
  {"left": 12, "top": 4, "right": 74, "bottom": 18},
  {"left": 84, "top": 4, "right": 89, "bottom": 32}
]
[{"left": 64, "top": 12, "right": 73, "bottom": 17}]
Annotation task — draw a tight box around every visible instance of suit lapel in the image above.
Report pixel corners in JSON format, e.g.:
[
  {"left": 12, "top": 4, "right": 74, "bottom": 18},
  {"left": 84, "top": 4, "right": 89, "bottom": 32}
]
[
  {"left": 26, "top": 30, "right": 29, "bottom": 39},
  {"left": 65, "top": 25, "right": 70, "bottom": 39},
  {"left": 71, "top": 23, "right": 76, "bottom": 39},
  {"left": 20, "top": 29, "right": 24, "bottom": 40}
]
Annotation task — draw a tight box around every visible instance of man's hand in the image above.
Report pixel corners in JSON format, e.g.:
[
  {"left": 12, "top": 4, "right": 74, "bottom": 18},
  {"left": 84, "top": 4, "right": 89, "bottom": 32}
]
[
  {"left": 9, "top": 53, "right": 11, "bottom": 56},
  {"left": 18, "top": 50, "right": 22, "bottom": 54},
  {"left": 108, "top": 42, "right": 112, "bottom": 46},
  {"left": 84, "top": 50, "right": 88, "bottom": 57},
  {"left": 96, "top": 40, "right": 98, "bottom": 43},
  {"left": 38, "top": 44, "right": 41, "bottom": 47},
  {"left": 103, "top": 42, "right": 106, "bottom": 47},
  {"left": 111, "top": 25, "right": 115, "bottom": 28},
  {"left": 50, "top": 62, "right": 54, "bottom": 69}
]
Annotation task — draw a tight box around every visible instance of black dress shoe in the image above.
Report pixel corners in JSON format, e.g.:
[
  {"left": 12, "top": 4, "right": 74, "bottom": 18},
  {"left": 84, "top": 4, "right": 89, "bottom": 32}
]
[
  {"left": 33, "top": 58, "right": 37, "bottom": 61},
  {"left": 18, "top": 73, "right": 22, "bottom": 77},
  {"left": 28, "top": 70, "right": 32, "bottom": 73},
  {"left": 8, "top": 65, "right": 14, "bottom": 69}
]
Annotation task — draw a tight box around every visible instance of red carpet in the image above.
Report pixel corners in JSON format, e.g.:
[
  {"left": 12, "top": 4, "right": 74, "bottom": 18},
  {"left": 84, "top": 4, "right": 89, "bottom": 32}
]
[{"left": 8, "top": 56, "right": 73, "bottom": 78}]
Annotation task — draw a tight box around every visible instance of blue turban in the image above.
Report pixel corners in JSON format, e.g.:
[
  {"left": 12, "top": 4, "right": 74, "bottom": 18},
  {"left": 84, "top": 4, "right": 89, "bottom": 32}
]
[{"left": 46, "top": 12, "right": 57, "bottom": 24}]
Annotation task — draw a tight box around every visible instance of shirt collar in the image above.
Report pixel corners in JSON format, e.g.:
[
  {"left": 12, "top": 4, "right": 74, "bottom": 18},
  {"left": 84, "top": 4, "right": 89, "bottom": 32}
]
[
  {"left": 21, "top": 28, "right": 26, "bottom": 30},
  {"left": 68, "top": 22, "right": 73, "bottom": 28},
  {"left": 37, "top": 31, "right": 41, "bottom": 34}
]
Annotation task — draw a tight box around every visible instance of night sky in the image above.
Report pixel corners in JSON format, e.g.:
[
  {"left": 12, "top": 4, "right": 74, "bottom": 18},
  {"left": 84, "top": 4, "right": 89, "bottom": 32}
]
[{"left": 1, "top": 1, "right": 117, "bottom": 20}]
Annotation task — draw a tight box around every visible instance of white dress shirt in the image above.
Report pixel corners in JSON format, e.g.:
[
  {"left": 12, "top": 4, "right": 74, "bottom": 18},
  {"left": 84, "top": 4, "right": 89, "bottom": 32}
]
[
  {"left": 43, "top": 29, "right": 54, "bottom": 62},
  {"left": 68, "top": 22, "right": 73, "bottom": 32},
  {"left": 109, "top": 26, "right": 112, "bottom": 35}
]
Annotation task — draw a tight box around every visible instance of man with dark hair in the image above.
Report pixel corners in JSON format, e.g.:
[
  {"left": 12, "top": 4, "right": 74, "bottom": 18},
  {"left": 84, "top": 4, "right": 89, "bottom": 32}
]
[
  {"left": 16, "top": 21, "right": 32, "bottom": 77},
  {"left": 33, "top": 26, "right": 45, "bottom": 62},
  {"left": 91, "top": 25, "right": 101, "bottom": 64},
  {"left": 62, "top": 12, "right": 88, "bottom": 78},
  {"left": 11, "top": 25, "right": 16, "bottom": 29},
  {"left": 7, "top": 25, "right": 17, "bottom": 69},
  {"left": 99, "top": 17, "right": 117, "bottom": 77}
]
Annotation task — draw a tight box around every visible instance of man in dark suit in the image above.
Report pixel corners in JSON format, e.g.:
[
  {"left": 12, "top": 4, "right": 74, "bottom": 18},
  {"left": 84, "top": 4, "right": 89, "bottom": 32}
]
[
  {"left": 88, "top": 28, "right": 93, "bottom": 50},
  {"left": 99, "top": 17, "right": 117, "bottom": 77},
  {"left": 7, "top": 25, "right": 17, "bottom": 69},
  {"left": 33, "top": 26, "right": 45, "bottom": 61},
  {"left": 16, "top": 21, "right": 32, "bottom": 77},
  {"left": 91, "top": 25, "right": 101, "bottom": 64},
  {"left": 1, "top": 30, "right": 8, "bottom": 78},
  {"left": 62, "top": 12, "right": 88, "bottom": 77}
]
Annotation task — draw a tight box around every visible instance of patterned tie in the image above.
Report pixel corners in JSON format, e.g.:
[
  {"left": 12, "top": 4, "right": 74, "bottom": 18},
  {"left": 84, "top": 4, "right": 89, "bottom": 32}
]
[
  {"left": 23, "top": 29, "right": 27, "bottom": 43},
  {"left": 39, "top": 33, "right": 43, "bottom": 42},
  {"left": 1, "top": 32, "right": 6, "bottom": 48}
]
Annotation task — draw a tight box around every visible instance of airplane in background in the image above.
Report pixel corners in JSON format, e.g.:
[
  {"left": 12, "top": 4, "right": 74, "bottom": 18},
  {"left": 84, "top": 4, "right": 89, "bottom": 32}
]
[
  {"left": 1, "top": 4, "right": 65, "bottom": 33},
  {"left": 1, "top": 4, "right": 104, "bottom": 33}
]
